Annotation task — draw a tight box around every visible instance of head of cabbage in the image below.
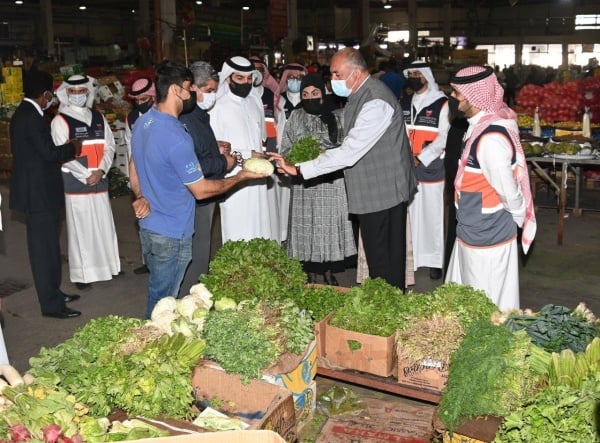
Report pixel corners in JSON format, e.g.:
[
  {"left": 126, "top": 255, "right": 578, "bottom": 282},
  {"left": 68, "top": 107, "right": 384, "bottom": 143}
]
[{"left": 243, "top": 158, "right": 274, "bottom": 175}]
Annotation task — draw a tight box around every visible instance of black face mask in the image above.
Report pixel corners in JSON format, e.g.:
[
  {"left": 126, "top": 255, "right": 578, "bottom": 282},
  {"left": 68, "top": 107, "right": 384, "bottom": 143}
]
[
  {"left": 448, "top": 96, "right": 466, "bottom": 120},
  {"left": 180, "top": 90, "right": 197, "bottom": 114},
  {"left": 229, "top": 81, "right": 252, "bottom": 98},
  {"left": 407, "top": 77, "right": 424, "bottom": 92},
  {"left": 302, "top": 98, "right": 323, "bottom": 115},
  {"left": 136, "top": 100, "right": 153, "bottom": 114}
]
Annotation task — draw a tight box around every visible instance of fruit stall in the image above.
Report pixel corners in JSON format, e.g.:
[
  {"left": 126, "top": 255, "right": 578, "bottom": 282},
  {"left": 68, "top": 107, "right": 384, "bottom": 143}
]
[{"left": 0, "top": 239, "right": 598, "bottom": 443}]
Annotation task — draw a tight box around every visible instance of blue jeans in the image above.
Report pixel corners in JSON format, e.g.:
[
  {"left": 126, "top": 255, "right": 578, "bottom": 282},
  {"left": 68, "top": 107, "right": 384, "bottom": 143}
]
[{"left": 140, "top": 229, "right": 192, "bottom": 318}]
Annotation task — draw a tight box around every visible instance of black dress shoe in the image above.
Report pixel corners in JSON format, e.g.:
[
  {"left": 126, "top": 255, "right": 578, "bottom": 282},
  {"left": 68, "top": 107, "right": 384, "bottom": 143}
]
[
  {"left": 133, "top": 264, "right": 149, "bottom": 275},
  {"left": 113, "top": 271, "right": 125, "bottom": 278},
  {"left": 429, "top": 268, "right": 443, "bottom": 280},
  {"left": 43, "top": 307, "right": 81, "bottom": 319},
  {"left": 323, "top": 271, "right": 339, "bottom": 286},
  {"left": 75, "top": 282, "right": 92, "bottom": 290},
  {"left": 63, "top": 294, "right": 81, "bottom": 303}
]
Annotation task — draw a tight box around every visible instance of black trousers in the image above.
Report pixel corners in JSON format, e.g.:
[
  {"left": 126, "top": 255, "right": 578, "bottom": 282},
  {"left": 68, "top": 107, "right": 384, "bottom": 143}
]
[
  {"left": 25, "top": 210, "right": 66, "bottom": 314},
  {"left": 357, "top": 202, "right": 408, "bottom": 291}
]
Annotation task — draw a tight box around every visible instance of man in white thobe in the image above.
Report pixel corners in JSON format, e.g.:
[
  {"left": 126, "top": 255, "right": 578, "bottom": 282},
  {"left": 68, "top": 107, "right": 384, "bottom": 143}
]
[
  {"left": 51, "top": 75, "right": 121, "bottom": 290},
  {"left": 209, "top": 56, "right": 279, "bottom": 243}
]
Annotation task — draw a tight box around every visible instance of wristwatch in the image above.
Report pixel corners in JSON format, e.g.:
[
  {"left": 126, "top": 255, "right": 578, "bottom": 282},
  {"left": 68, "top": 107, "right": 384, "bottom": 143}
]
[
  {"left": 231, "top": 151, "right": 244, "bottom": 167},
  {"left": 295, "top": 164, "right": 302, "bottom": 177}
]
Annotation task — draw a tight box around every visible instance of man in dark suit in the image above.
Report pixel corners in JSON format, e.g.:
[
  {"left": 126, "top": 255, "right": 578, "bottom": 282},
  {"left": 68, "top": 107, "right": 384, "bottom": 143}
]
[{"left": 9, "top": 70, "right": 83, "bottom": 319}]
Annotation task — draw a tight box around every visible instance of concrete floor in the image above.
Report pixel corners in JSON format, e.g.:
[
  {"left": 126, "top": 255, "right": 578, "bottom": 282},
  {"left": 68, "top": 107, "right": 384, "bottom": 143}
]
[{"left": 0, "top": 179, "right": 599, "bottom": 435}]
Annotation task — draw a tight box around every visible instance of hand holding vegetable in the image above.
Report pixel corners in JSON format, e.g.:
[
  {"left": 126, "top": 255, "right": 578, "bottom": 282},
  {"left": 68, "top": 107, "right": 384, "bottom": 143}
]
[{"left": 266, "top": 153, "right": 297, "bottom": 176}]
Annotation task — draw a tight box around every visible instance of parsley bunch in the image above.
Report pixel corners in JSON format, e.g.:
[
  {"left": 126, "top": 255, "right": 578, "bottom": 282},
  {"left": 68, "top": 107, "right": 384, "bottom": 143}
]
[{"left": 285, "top": 135, "right": 323, "bottom": 164}]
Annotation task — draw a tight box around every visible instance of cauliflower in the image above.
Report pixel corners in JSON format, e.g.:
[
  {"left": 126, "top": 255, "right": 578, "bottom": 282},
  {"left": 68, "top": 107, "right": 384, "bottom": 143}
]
[
  {"left": 176, "top": 296, "right": 198, "bottom": 319},
  {"left": 150, "top": 296, "right": 177, "bottom": 320},
  {"left": 148, "top": 310, "right": 178, "bottom": 335},
  {"left": 189, "top": 283, "right": 214, "bottom": 310},
  {"left": 171, "top": 317, "right": 195, "bottom": 337},
  {"left": 189, "top": 316, "right": 206, "bottom": 333}
]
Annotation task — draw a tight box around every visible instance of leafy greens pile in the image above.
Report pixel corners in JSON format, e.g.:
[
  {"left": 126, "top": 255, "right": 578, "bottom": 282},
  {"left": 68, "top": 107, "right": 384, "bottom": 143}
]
[
  {"left": 503, "top": 303, "right": 599, "bottom": 353},
  {"left": 201, "top": 238, "right": 306, "bottom": 304},
  {"left": 493, "top": 338, "right": 600, "bottom": 442},
  {"left": 329, "top": 278, "right": 404, "bottom": 336},
  {"left": 437, "top": 321, "right": 548, "bottom": 430},
  {"left": 294, "top": 285, "right": 348, "bottom": 322},
  {"left": 284, "top": 135, "right": 323, "bottom": 164},
  {"left": 28, "top": 315, "right": 205, "bottom": 419},
  {"left": 329, "top": 280, "right": 498, "bottom": 338},
  {"left": 202, "top": 299, "right": 314, "bottom": 383}
]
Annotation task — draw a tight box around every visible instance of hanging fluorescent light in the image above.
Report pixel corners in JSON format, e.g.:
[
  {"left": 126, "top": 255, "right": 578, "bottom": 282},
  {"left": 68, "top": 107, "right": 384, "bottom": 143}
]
[
  {"left": 242, "top": 6, "right": 250, "bottom": 11},
  {"left": 384, "top": 1, "right": 392, "bottom": 9},
  {"left": 79, "top": 5, "right": 87, "bottom": 10}
]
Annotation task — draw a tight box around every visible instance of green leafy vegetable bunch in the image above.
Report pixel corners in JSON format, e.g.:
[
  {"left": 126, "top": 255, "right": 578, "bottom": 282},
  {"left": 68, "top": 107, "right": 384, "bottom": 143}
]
[
  {"left": 438, "top": 321, "right": 544, "bottom": 430},
  {"left": 503, "top": 303, "right": 600, "bottom": 353},
  {"left": 285, "top": 135, "right": 323, "bottom": 164},
  {"left": 201, "top": 238, "right": 306, "bottom": 304},
  {"left": 202, "top": 299, "right": 315, "bottom": 383},
  {"left": 329, "top": 278, "right": 405, "bottom": 336},
  {"left": 292, "top": 285, "right": 348, "bottom": 322},
  {"left": 28, "top": 316, "right": 205, "bottom": 419},
  {"left": 493, "top": 376, "right": 600, "bottom": 443}
]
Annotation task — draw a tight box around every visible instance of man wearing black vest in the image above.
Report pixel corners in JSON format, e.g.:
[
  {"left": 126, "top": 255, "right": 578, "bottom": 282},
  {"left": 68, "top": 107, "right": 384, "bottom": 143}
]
[
  {"left": 269, "top": 48, "right": 417, "bottom": 291},
  {"left": 9, "top": 70, "right": 83, "bottom": 318}
]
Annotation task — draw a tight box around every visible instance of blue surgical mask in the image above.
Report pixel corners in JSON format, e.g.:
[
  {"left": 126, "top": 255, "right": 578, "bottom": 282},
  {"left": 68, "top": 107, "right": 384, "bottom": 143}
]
[
  {"left": 331, "top": 69, "right": 355, "bottom": 97},
  {"left": 287, "top": 79, "right": 301, "bottom": 93},
  {"left": 68, "top": 93, "right": 87, "bottom": 107},
  {"left": 198, "top": 91, "right": 216, "bottom": 110}
]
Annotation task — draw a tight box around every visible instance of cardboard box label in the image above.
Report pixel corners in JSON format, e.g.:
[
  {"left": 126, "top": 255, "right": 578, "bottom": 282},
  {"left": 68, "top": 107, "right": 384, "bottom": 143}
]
[{"left": 397, "top": 358, "right": 449, "bottom": 392}]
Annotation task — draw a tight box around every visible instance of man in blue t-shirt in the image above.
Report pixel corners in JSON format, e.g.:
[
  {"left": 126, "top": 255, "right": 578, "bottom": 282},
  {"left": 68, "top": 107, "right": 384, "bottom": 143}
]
[{"left": 130, "top": 60, "right": 268, "bottom": 318}]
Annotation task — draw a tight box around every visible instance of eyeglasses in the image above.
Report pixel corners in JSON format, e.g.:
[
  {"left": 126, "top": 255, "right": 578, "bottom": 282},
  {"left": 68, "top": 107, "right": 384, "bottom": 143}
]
[{"left": 288, "top": 75, "right": 304, "bottom": 81}]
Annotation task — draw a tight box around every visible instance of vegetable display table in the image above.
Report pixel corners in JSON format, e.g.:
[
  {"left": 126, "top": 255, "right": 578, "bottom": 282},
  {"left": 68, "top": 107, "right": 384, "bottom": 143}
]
[
  {"left": 527, "top": 156, "right": 600, "bottom": 244},
  {"left": 316, "top": 367, "right": 441, "bottom": 404}
]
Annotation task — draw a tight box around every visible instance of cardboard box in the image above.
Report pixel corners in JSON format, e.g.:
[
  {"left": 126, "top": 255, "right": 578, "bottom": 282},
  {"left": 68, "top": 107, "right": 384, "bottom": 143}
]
[
  {"left": 126, "top": 430, "right": 286, "bottom": 443},
  {"left": 316, "top": 395, "right": 434, "bottom": 443},
  {"left": 397, "top": 357, "right": 449, "bottom": 393},
  {"left": 293, "top": 379, "right": 317, "bottom": 422},
  {"left": 191, "top": 364, "right": 297, "bottom": 442},
  {"left": 306, "top": 284, "right": 350, "bottom": 358},
  {"left": 262, "top": 340, "right": 317, "bottom": 395},
  {"left": 323, "top": 315, "right": 396, "bottom": 377},
  {"left": 435, "top": 415, "right": 502, "bottom": 443}
]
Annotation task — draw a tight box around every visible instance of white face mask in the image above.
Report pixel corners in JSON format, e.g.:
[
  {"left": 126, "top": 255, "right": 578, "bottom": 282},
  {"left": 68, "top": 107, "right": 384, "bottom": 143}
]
[
  {"left": 42, "top": 91, "right": 56, "bottom": 110},
  {"left": 331, "top": 69, "right": 355, "bottom": 98},
  {"left": 198, "top": 91, "right": 216, "bottom": 110},
  {"left": 287, "top": 79, "right": 302, "bottom": 93},
  {"left": 68, "top": 93, "right": 87, "bottom": 107}
]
